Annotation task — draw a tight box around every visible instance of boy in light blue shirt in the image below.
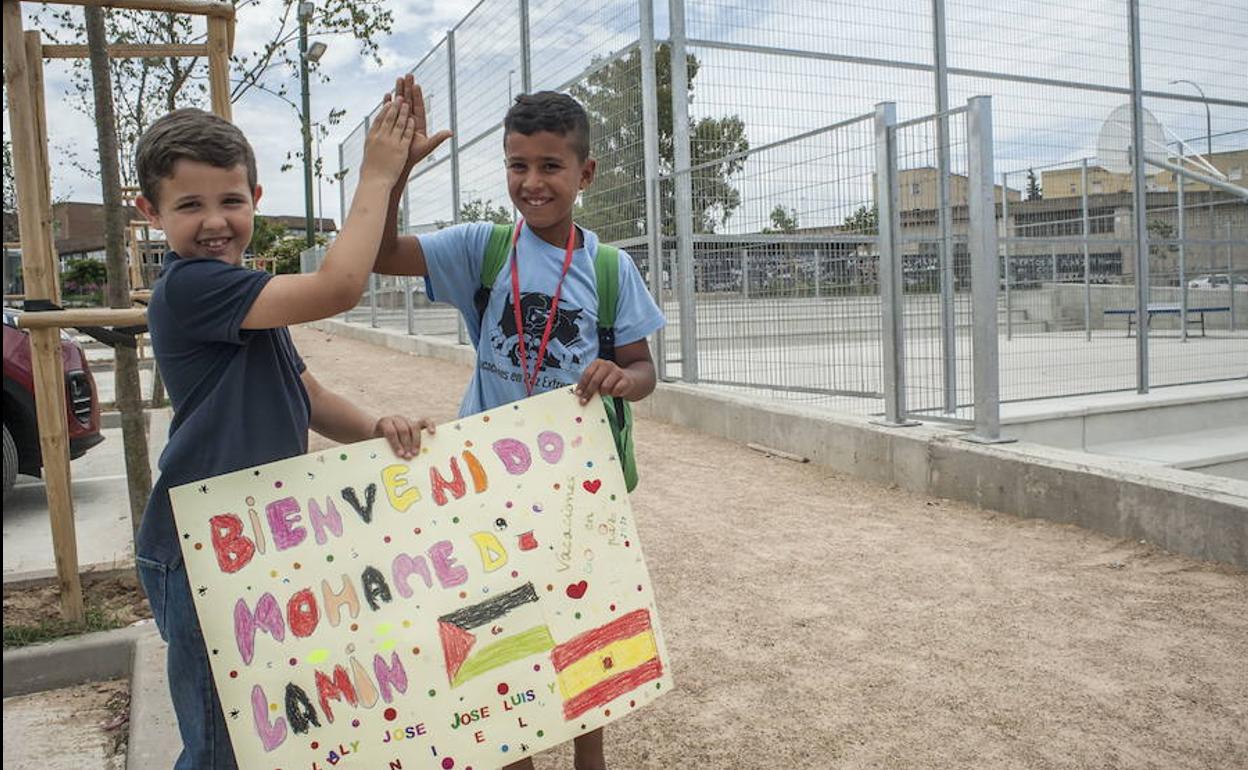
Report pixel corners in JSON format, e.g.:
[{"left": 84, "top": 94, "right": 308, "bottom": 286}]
[{"left": 373, "top": 80, "right": 664, "bottom": 770}]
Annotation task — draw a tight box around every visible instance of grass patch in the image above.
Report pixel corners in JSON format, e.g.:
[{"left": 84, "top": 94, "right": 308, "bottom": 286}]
[{"left": 2, "top": 606, "right": 129, "bottom": 648}]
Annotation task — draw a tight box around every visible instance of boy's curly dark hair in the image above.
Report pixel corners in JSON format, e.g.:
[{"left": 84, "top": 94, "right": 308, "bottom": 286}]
[
  {"left": 503, "top": 91, "right": 591, "bottom": 161},
  {"left": 135, "top": 108, "right": 258, "bottom": 207}
]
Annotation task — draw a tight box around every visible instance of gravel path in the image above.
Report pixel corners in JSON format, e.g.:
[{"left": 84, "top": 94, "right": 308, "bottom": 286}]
[{"left": 293, "top": 325, "right": 1248, "bottom": 770}]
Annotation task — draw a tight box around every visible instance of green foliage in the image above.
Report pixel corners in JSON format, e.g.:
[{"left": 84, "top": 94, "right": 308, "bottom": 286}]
[
  {"left": 61, "top": 258, "right": 108, "bottom": 303},
  {"left": 33, "top": 0, "right": 385, "bottom": 188},
  {"left": 259, "top": 232, "right": 328, "bottom": 275},
  {"left": 570, "top": 44, "right": 749, "bottom": 241},
  {"left": 249, "top": 215, "right": 289, "bottom": 256},
  {"left": 1025, "top": 168, "right": 1043, "bottom": 201},
  {"left": 460, "top": 199, "right": 513, "bottom": 225},
  {"left": 762, "top": 205, "right": 799, "bottom": 233},
  {"left": 843, "top": 205, "right": 878, "bottom": 234}
]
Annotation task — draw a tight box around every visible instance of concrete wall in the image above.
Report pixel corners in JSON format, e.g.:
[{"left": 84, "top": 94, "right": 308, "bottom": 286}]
[
  {"left": 1007, "top": 284, "right": 1248, "bottom": 332},
  {"left": 308, "top": 319, "right": 1248, "bottom": 568}
]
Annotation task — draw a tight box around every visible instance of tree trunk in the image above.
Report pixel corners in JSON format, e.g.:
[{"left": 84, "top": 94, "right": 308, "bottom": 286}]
[{"left": 85, "top": 6, "right": 152, "bottom": 543}]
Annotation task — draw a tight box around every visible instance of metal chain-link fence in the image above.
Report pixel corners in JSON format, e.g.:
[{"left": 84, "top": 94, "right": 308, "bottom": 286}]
[{"left": 326, "top": 0, "right": 1248, "bottom": 430}]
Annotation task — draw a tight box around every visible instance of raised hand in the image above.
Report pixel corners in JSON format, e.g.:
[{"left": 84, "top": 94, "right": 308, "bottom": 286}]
[
  {"left": 360, "top": 96, "right": 416, "bottom": 187},
  {"left": 384, "top": 73, "right": 453, "bottom": 177}
]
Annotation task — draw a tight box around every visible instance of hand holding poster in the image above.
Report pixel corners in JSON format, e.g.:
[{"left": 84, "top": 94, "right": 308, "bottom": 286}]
[{"left": 170, "top": 388, "right": 672, "bottom": 770}]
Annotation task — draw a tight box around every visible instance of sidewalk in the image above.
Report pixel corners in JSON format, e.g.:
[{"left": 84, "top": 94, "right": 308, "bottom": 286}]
[{"left": 5, "top": 324, "right": 1246, "bottom": 770}]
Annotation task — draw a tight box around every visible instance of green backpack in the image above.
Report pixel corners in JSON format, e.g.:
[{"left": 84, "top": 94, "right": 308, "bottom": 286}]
[{"left": 473, "top": 224, "right": 638, "bottom": 492}]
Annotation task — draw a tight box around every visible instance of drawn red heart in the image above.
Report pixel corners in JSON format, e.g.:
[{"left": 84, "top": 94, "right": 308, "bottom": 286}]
[
  {"left": 566, "top": 581, "right": 588, "bottom": 599},
  {"left": 582, "top": 479, "right": 602, "bottom": 494}
]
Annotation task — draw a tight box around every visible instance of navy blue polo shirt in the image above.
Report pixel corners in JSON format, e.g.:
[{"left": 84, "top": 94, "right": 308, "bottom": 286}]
[{"left": 137, "top": 253, "right": 310, "bottom": 565}]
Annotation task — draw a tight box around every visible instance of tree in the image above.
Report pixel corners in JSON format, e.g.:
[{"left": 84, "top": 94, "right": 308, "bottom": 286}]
[
  {"left": 460, "top": 199, "right": 513, "bottom": 225},
  {"left": 249, "top": 215, "right": 288, "bottom": 257},
  {"left": 1025, "top": 168, "right": 1043, "bottom": 201},
  {"left": 762, "top": 205, "right": 798, "bottom": 234},
  {"left": 85, "top": 4, "right": 152, "bottom": 546},
  {"left": 570, "top": 44, "right": 749, "bottom": 242},
  {"left": 34, "top": 0, "right": 389, "bottom": 190},
  {"left": 842, "top": 204, "right": 878, "bottom": 233}
]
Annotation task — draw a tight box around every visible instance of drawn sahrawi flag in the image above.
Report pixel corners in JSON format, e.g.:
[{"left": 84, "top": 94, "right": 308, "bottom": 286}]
[
  {"left": 438, "top": 582, "right": 555, "bottom": 687},
  {"left": 550, "top": 609, "right": 663, "bottom": 720}
]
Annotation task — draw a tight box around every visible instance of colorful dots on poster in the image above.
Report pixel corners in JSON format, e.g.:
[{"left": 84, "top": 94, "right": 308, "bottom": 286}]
[
  {"left": 311, "top": 742, "right": 319, "bottom": 750},
  {"left": 505, "top": 501, "right": 513, "bottom": 508},
  {"left": 532, "top": 664, "right": 541, "bottom": 672},
  {"left": 441, "top": 759, "right": 455, "bottom": 769},
  {"left": 326, "top": 554, "right": 334, "bottom": 563},
  {"left": 428, "top": 689, "right": 437, "bottom": 697},
  {"left": 384, "top": 707, "right": 398, "bottom": 721},
  {"left": 229, "top": 670, "right": 238, "bottom": 678},
  {"left": 510, "top": 570, "right": 520, "bottom": 578},
  {"left": 586, "top": 461, "right": 594, "bottom": 468},
  {"left": 274, "top": 481, "right": 283, "bottom": 489},
  {"left": 537, "top": 730, "right": 544, "bottom": 737},
  {"left": 531, "top": 504, "right": 543, "bottom": 513},
  {"left": 194, "top": 543, "right": 203, "bottom": 551},
  {"left": 352, "top": 719, "right": 360, "bottom": 727},
  {"left": 497, "top": 683, "right": 509, "bottom": 695},
  {"left": 412, "top": 646, "right": 421, "bottom": 655},
  {"left": 245, "top": 496, "right": 255, "bottom": 506},
  {"left": 413, "top": 527, "right": 422, "bottom": 535},
  {"left": 307, "top": 650, "right": 329, "bottom": 664},
  {"left": 288, "top": 657, "right": 297, "bottom": 667},
  {"left": 339, "top": 453, "right": 347, "bottom": 461},
  {"left": 384, "top": 536, "right": 392, "bottom": 544}
]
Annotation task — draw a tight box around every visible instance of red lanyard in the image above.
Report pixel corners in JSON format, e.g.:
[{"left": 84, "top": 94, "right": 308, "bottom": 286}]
[{"left": 511, "top": 219, "right": 577, "bottom": 396}]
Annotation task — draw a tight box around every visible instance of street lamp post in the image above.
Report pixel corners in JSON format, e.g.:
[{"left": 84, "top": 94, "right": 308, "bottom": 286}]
[
  {"left": 298, "top": 2, "right": 327, "bottom": 248},
  {"left": 1170, "top": 79, "right": 1214, "bottom": 277}
]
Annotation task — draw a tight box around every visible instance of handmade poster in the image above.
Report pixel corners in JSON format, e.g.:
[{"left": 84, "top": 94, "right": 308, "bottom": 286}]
[{"left": 169, "top": 388, "right": 672, "bottom": 770}]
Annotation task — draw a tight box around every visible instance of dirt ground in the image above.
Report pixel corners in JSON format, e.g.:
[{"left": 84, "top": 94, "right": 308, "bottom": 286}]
[
  {"left": 2, "top": 571, "right": 150, "bottom": 644},
  {"left": 287, "top": 327, "right": 1248, "bottom": 768}
]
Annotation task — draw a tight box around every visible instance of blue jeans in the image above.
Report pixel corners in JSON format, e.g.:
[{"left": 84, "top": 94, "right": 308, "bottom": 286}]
[{"left": 138, "top": 554, "right": 239, "bottom": 770}]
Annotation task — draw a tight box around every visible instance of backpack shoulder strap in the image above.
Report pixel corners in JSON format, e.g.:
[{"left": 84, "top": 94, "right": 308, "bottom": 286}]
[
  {"left": 474, "top": 223, "right": 515, "bottom": 330},
  {"left": 594, "top": 242, "right": 620, "bottom": 361}
]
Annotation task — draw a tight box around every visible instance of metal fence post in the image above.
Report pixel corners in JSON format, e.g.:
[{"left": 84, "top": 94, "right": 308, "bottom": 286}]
[
  {"left": 669, "top": 0, "right": 698, "bottom": 382},
  {"left": 404, "top": 275, "right": 414, "bottom": 335},
  {"left": 1001, "top": 170, "right": 1012, "bottom": 340},
  {"left": 741, "top": 249, "right": 749, "bottom": 299},
  {"left": 369, "top": 273, "right": 378, "bottom": 327},
  {"left": 1178, "top": 161, "right": 1187, "bottom": 341},
  {"left": 639, "top": 0, "right": 666, "bottom": 379},
  {"left": 1082, "top": 158, "right": 1092, "bottom": 341},
  {"left": 932, "top": 0, "right": 956, "bottom": 414},
  {"left": 966, "top": 96, "right": 1005, "bottom": 442},
  {"left": 448, "top": 29, "right": 469, "bottom": 346},
  {"left": 519, "top": 0, "right": 531, "bottom": 93},
  {"left": 1229, "top": 222, "right": 1237, "bottom": 332},
  {"left": 1128, "top": 0, "right": 1150, "bottom": 393},
  {"left": 873, "top": 102, "right": 915, "bottom": 427}
]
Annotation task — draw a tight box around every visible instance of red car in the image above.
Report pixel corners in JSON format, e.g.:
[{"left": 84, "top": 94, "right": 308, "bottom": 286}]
[{"left": 3, "top": 309, "right": 104, "bottom": 496}]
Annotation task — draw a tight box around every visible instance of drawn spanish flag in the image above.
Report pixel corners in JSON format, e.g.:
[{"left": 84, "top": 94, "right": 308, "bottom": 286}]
[
  {"left": 550, "top": 609, "right": 663, "bottom": 720},
  {"left": 438, "top": 582, "right": 555, "bottom": 687}
]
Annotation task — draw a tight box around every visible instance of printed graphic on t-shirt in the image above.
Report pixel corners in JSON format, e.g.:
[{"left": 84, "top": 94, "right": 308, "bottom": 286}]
[{"left": 489, "top": 291, "right": 590, "bottom": 374}]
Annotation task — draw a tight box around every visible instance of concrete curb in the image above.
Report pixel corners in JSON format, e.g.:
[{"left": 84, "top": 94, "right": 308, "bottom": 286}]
[
  {"left": 2, "top": 562, "right": 136, "bottom": 590},
  {"left": 2, "top": 622, "right": 155, "bottom": 698},
  {"left": 305, "top": 319, "right": 1248, "bottom": 568},
  {"left": 126, "top": 631, "right": 179, "bottom": 770}
]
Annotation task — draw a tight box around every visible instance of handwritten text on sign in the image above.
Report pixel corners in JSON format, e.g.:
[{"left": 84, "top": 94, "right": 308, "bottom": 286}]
[{"left": 170, "top": 389, "right": 672, "bottom": 770}]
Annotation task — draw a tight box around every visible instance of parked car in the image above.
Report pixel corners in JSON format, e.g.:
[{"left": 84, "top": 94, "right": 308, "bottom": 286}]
[
  {"left": 2, "top": 310, "right": 104, "bottom": 497},
  {"left": 1187, "top": 273, "right": 1248, "bottom": 290}
]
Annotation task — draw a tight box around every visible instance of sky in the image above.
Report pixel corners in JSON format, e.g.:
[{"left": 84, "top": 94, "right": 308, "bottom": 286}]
[
  {"left": 8, "top": 0, "right": 1246, "bottom": 232},
  {"left": 11, "top": 0, "right": 477, "bottom": 220}
]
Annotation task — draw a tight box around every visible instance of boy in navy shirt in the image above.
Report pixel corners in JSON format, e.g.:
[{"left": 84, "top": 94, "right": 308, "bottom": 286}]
[
  {"left": 133, "top": 93, "right": 449, "bottom": 770},
  {"left": 372, "top": 79, "right": 664, "bottom": 770}
]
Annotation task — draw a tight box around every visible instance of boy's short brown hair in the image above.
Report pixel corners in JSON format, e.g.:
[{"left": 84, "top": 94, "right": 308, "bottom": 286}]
[
  {"left": 504, "top": 91, "right": 591, "bottom": 161},
  {"left": 135, "top": 108, "right": 258, "bottom": 206}
]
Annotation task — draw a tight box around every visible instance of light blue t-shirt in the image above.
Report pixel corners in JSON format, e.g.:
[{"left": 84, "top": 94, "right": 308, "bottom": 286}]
[{"left": 420, "top": 222, "right": 665, "bottom": 417}]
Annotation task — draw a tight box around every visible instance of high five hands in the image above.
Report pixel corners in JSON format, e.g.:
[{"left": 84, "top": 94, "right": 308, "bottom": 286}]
[{"left": 385, "top": 74, "right": 453, "bottom": 179}]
